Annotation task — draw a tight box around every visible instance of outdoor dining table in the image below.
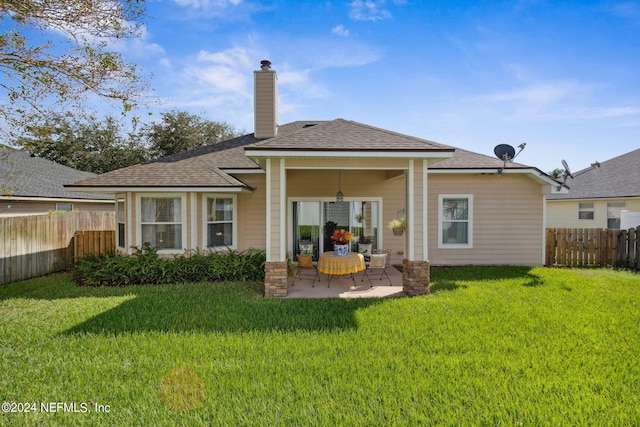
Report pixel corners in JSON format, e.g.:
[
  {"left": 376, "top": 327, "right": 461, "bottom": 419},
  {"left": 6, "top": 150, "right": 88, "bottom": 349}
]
[{"left": 317, "top": 251, "right": 365, "bottom": 287}]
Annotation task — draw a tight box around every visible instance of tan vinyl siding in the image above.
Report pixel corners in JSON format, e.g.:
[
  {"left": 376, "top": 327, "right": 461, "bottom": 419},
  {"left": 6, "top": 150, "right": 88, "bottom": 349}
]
[
  {"left": 546, "top": 198, "right": 640, "bottom": 228},
  {"left": 236, "top": 174, "right": 267, "bottom": 250},
  {"left": 428, "top": 173, "right": 544, "bottom": 265}
]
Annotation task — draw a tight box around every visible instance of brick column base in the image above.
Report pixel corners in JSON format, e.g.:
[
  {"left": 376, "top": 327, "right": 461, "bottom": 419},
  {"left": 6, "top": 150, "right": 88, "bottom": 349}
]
[
  {"left": 402, "top": 260, "right": 431, "bottom": 296},
  {"left": 264, "top": 261, "right": 288, "bottom": 297}
]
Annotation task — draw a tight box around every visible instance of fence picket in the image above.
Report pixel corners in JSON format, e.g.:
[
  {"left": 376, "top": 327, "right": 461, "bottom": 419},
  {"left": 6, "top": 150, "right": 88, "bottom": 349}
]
[{"left": 546, "top": 227, "right": 639, "bottom": 271}]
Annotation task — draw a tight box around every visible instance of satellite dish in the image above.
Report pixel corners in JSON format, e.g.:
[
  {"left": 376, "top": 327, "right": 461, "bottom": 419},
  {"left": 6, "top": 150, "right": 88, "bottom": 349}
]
[
  {"left": 494, "top": 144, "right": 516, "bottom": 161},
  {"left": 561, "top": 159, "right": 573, "bottom": 178}
]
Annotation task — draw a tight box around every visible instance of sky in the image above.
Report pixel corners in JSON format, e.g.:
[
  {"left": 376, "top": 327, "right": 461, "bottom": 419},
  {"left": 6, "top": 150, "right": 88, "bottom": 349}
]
[{"left": 64, "top": 0, "right": 640, "bottom": 173}]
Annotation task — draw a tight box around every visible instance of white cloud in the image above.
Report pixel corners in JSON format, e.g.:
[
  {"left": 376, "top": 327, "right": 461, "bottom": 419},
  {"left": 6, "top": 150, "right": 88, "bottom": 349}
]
[
  {"left": 173, "top": 0, "right": 242, "bottom": 9},
  {"left": 349, "top": 0, "right": 392, "bottom": 21},
  {"left": 332, "top": 24, "right": 349, "bottom": 37}
]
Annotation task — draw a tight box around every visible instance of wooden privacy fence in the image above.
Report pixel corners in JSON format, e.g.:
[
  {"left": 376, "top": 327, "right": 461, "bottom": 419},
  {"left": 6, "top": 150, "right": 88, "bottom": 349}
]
[
  {"left": 0, "top": 211, "right": 115, "bottom": 285},
  {"left": 74, "top": 230, "right": 116, "bottom": 260},
  {"left": 546, "top": 227, "right": 640, "bottom": 270}
]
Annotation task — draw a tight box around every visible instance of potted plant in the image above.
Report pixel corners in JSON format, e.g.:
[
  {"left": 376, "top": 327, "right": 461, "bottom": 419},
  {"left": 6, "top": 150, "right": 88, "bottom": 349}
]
[
  {"left": 330, "top": 229, "right": 354, "bottom": 257},
  {"left": 357, "top": 235, "right": 373, "bottom": 254},
  {"left": 388, "top": 218, "right": 406, "bottom": 236}
]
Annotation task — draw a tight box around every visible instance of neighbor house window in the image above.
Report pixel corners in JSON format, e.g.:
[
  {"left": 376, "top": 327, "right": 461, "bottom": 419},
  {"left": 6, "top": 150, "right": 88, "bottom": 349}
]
[
  {"left": 117, "top": 199, "right": 125, "bottom": 249},
  {"left": 607, "top": 202, "right": 626, "bottom": 229},
  {"left": 578, "top": 202, "right": 594, "bottom": 220},
  {"left": 56, "top": 203, "right": 73, "bottom": 211},
  {"left": 140, "top": 197, "right": 183, "bottom": 250},
  {"left": 439, "top": 195, "right": 473, "bottom": 248},
  {"left": 204, "top": 196, "right": 236, "bottom": 249}
]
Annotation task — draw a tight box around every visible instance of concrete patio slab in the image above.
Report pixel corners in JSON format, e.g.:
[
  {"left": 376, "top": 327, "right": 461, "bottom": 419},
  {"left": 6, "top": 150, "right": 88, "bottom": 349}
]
[{"left": 286, "top": 265, "right": 405, "bottom": 298}]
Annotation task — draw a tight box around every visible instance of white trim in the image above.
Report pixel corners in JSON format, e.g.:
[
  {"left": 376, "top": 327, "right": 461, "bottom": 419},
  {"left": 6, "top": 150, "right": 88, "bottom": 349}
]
[
  {"left": 438, "top": 194, "right": 473, "bottom": 249},
  {"left": 116, "top": 199, "right": 126, "bottom": 250},
  {"left": 542, "top": 194, "right": 547, "bottom": 265},
  {"left": 201, "top": 193, "right": 238, "bottom": 251},
  {"left": 422, "top": 159, "right": 428, "bottom": 261},
  {"left": 245, "top": 150, "right": 454, "bottom": 159},
  {"left": 407, "top": 160, "right": 415, "bottom": 261},
  {"left": 135, "top": 193, "right": 188, "bottom": 255},
  {"left": 279, "top": 159, "right": 286, "bottom": 263},
  {"left": 64, "top": 186, "right": 251, "bottom": 194},
  {"left": 220, "top": 169, "right": 265, "bottom": 174},
  {"left": 126, "top": 193, "right": 133, "bottom": 255},
  {"left": 265, "top": 159, "right": 272, "bottom": 261},
  {"left": 190, "top": 193, "right": 198, "bottom": 250}
]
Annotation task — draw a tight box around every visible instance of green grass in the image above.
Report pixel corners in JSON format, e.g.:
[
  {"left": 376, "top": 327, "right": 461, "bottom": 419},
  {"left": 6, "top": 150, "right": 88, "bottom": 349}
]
[{"left": 1, "top": 267, "right": 639, "bottom": 426}]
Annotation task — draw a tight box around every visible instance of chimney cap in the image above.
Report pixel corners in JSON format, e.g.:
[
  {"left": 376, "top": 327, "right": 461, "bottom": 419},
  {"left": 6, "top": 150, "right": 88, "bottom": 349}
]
[{"left": 260, "top": 60, "right": 272, "bottom": 71}]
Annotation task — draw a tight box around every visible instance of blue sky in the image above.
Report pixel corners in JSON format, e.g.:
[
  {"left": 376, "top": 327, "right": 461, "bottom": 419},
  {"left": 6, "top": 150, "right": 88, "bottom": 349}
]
[{"left": 119, "top": 0, "right": 639, "bottom": 173}]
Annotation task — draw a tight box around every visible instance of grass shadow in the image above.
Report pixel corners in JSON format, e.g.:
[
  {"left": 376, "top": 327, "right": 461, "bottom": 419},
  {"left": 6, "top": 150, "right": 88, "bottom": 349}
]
[
  {"left": 430, "top": 265, "right": 543, "bottom": 291},
  {"left": 62, "top": 282, "right": 385, "bottom": 335}
]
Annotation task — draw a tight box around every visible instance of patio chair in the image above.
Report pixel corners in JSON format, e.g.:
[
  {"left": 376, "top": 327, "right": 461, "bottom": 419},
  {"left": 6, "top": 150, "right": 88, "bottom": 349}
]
[
  {"left": 362, "top": 249, "right": 392, "bottom": 286},
  {"left": 292, "top": 253, "right": 319, "bottom": 287}
]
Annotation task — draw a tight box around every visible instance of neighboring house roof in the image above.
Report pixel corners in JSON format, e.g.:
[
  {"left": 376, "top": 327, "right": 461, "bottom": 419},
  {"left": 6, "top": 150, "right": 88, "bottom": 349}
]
[
  {"left": 547, "top": 148, "right": 640, "bottom": 200},
  {"left": 66, "top": 118, "right": 552, "bottom": 192},
  {"left": 0, "top": 145, "right": 113, "bottom": 200}
]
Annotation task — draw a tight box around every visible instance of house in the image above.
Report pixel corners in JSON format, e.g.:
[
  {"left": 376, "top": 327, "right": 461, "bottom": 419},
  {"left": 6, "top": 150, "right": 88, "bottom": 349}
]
[
  {"left": 546, "top": 149, "right": 640, "bottom": 229},
  {"left": 66, "top": 60, "right": 561, "bottom": 297},
  {"left": 0, "top": 145, "right": 114, "bottom": 217}
]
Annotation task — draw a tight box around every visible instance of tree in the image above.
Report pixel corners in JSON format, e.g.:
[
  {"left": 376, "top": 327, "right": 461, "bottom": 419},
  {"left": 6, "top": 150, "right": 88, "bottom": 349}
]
[
  {"left": 0, "top": 0, "right": 150, "bottom": 141},
  {"left": 143, "top": 110, "right": 241, "bottom": 158},
  {"left": 17, "top": 113, "right": 149, "bottom": 173},
  {"left": 548, "top": 168, "right": 564, "bottom": 179}
]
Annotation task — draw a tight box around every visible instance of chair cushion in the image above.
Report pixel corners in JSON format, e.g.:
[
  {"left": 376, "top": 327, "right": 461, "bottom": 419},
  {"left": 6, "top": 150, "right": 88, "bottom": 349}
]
[
  {"left": 296, "top": 254, "right": 314, "bottom": 269},
  {"left": 368, "top": 253, "right": 387, "bottom": 268}
]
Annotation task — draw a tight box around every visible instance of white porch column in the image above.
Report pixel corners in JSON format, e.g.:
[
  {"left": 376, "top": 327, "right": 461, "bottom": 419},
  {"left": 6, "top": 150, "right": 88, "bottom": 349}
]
[
  {"left": 403, "top": 159, "right": 431, "bottom": 295},
  {"left": 264, "top": 157, "right": 288, "bottom": 297}
]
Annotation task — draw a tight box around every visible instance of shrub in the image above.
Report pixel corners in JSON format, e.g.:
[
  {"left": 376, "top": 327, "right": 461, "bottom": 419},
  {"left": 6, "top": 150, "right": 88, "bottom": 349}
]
[{"left": 73, "top": 246, "right": 266, "bottom": 286}]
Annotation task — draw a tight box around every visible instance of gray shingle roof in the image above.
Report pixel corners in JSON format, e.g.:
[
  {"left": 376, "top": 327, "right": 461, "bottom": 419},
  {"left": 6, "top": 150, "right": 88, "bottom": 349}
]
[
  {"left": 247, "top": 118, "right": 454, "bottom": 152},
  {"left": 0, "top": 146, "right": 113, "bottom": 200},
  {"left": 547, "top": 148, "right": 640, "bottom": 200},
  {"left": 66, "top": 121, "right": 315, "bottom": 189},
  {"left": 429, "top": 147, "right": 531, "bottom": 170},
  {"left": 66, "top": 119, "right": 542, "bottom": 190}
]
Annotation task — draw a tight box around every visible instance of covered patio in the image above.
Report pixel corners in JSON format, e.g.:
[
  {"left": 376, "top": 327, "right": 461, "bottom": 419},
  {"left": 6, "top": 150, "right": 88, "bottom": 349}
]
[{"left": 286, "top": 262, "right": 406, "bottom": 298}]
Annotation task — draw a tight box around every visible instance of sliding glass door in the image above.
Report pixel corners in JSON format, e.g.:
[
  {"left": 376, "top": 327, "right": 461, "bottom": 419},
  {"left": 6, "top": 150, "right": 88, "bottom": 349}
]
[{"left": 292, "top": 200, "right": 379, "bottom": 257}]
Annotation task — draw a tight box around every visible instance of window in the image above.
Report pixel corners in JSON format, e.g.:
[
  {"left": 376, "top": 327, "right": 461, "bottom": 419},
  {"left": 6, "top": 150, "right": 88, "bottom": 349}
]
[
  {"left": 140, "top": 197, "right": 183, "bottom": 250},
  {"left": 607, "top": 202, "right": 626, "bottom": 229},
  {"left": 578, "top": 202, "right": 594, "bottom": 220},
  {"left": 205, "top": 196, "right": 235, "bottom": 249},
  {"left": 439, "top": 195, "right": 473, "bottom": 248},
  {"left": 117, "top": 199, "right": 125, "bottom": 249},
  {"left": 55, "top": 203, "right": 73, "bottom": 211}
]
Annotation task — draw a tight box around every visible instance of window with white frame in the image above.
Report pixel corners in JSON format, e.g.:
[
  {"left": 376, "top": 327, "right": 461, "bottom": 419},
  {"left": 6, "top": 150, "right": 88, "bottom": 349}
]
[
  {"left": 117, "top": 199, "right": 125, "bottom": 249},
  {"left": 578, "top": 202, "right": 594, "bottom": 220},
  {"left": 607, "top": 202, "right": 626, "bottom": 229},
  {"left": 140, "top": 197, "right": 183, "bottom": 250},
  {"left": 205, "top": 196, "right": 235, "bottom": 248},
  {"left": 55, "top": 203, "right": 73, "bottom": 211},
  {"left": 439, "top": 195, "right": 473, "bottom": 248}
]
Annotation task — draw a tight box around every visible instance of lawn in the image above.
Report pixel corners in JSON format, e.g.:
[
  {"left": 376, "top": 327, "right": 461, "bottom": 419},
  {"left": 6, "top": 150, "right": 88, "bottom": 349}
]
[{"left": 1, "top": 267, "right": 639, "bottom": 426}]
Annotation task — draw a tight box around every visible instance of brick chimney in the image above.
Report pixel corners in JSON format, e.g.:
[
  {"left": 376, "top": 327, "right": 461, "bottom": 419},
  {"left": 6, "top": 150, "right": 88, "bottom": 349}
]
[{"left": 254, "top": 60, "right": 278, "bottom": 139}]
